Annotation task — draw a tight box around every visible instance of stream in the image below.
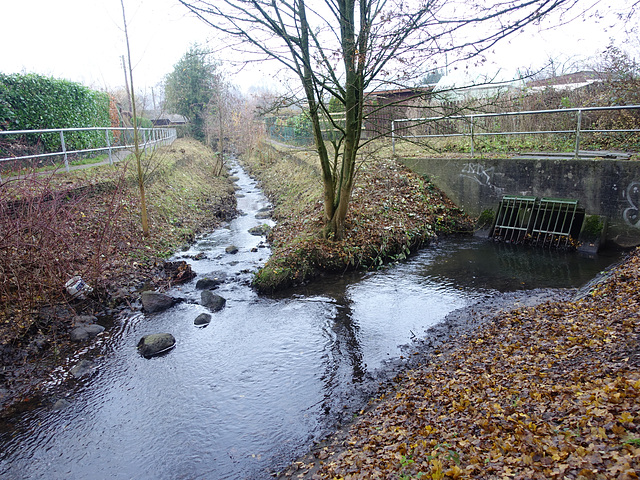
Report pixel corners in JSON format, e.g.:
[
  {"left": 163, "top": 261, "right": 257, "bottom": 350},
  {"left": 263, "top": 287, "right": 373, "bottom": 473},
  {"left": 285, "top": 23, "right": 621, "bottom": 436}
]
[{"left": 0, "top": 163, "right": 621, "bottom": 479}]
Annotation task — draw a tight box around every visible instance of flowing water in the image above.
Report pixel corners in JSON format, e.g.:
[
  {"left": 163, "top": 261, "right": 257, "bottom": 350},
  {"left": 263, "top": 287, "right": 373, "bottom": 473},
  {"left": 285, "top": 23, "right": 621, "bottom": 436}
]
[{"left": 0, "top": 163, "right": 621, "bottom": 479}]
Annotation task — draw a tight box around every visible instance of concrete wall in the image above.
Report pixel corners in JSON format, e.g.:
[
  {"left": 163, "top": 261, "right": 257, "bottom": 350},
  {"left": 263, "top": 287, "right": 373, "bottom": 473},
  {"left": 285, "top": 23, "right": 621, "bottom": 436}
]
[{"left": 400, "top": 156, "right": 640, "bottom": 247}]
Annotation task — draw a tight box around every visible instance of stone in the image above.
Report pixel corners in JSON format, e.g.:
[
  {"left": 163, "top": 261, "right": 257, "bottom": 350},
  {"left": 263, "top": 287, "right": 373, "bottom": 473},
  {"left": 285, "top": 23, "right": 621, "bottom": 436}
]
[
  {"left": 27, "top": 334, "right": 48, "bottom": 353},
  {"left": 70, "top": 324, "right": 105, "bottom": 342},
  {"left": 248, "top": 224, "right": 271, "bottom": 236},
  {"left": 84, "top": 324, "right": 105, "bottom": 336},
  {"left": 137, "top": 333, "right": 176, "bottom": 358},
  {"left": 163, "top": 260, "right": 196, "bottom": 284},
  {"left": 195, "top": 276, "right": 224, "bottom": 290},
  {"left": 52, "top": 399, "right": 71, "bottom": 410},
  {"left": 201, "top": 290, "right": 226, "bottom": 312},
  {"left": 70, "top": 360, "right": 95, "bottom": 378},
  {"left": 72, "top": 315, "right": 98, "bottom": 327},
  {"left": 255, "top": 210, "right": 272, "bottom": 220},
  {"left": 194, "top": 313, "right": 212, "bottom": 327},
  {"left": 225, "top": 245, "right": 239, "bottom": 254},
  {"left": 141, "top": 291, "right": 178, "bottom": 313}
]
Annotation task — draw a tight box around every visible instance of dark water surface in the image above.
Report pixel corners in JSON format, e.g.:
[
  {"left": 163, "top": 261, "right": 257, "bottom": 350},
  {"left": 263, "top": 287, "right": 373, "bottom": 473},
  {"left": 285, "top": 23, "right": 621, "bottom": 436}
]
[{"left": 0, "top": 164, "right": 620, "bottom": 479}]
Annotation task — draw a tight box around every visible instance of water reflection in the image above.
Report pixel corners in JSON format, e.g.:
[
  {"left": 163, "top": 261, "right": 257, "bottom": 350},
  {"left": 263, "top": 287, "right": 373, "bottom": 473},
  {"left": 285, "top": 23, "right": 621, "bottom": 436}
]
[
  {"left": 414, "top": 238, "right": 619, "bottom": 291},
  {"left": 331, "top": 300, "right": 366, "bottom": 383}
]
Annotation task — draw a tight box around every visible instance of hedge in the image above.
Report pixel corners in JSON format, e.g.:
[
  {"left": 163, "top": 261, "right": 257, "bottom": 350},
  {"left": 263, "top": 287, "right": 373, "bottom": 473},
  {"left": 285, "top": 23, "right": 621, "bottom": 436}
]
[{"left": 0, "top": 73, "right": 112, "bottom": 152}]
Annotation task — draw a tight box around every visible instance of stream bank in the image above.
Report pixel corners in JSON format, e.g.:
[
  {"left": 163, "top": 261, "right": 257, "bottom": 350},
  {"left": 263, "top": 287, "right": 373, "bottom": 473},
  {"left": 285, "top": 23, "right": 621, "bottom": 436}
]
[
  {"left": 0, "top": 138, "right": 237, "bottom": 415},
  {"left": 0, "top": 156, "right": 624, "bottom": 479},
  {"left": 277, "top": 252, "right": 639, "bottom": 479}
]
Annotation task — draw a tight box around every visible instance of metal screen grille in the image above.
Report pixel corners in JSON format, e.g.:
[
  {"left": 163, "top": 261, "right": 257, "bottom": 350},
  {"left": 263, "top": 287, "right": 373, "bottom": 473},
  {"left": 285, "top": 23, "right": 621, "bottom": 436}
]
[
  {"left": 530, "top": 198, "right": 579, "bottom": 248},
  {"left": 492, "top": 195, "right": 537, "bottom": 244},
  {"left": 491, "top": 196, "right": 581, "bottom": 249}
]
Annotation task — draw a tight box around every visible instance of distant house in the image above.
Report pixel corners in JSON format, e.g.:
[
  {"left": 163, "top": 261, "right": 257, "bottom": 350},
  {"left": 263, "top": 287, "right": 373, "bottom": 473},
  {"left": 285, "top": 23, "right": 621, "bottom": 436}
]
[
  {"left": 433, "top": 68, "right": 524, "bottom": 102},
  {"left": 365, "top": 87, "right": 434, "bottom": 106},
  {"left": 144, "top": 110, "right": 188, "bottom": 127},
  {"left": 361, "top": 87, "right": 434, "bottom": 136},
  {"left": 526, "top": 71, "right": 604, "bottom": 93}
]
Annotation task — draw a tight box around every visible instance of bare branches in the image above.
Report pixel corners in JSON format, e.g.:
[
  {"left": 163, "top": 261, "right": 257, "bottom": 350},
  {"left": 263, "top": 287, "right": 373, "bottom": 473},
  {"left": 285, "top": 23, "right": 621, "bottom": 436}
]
[{"left": 178, "top": 0, "right": 586, "bottom": 239}]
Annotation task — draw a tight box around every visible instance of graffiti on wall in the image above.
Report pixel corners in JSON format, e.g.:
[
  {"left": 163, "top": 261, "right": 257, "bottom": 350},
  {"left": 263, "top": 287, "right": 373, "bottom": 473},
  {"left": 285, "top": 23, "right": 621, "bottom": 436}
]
[
  {"left": 623, "top": 181, "right": 640, "bottom": 228},
  {"left": 461, "top": 163, "right": 494, "bottom": 186}
]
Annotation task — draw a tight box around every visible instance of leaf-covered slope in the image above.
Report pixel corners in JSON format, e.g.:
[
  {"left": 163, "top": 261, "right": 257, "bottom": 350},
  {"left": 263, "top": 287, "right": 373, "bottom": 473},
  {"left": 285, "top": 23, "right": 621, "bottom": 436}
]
[{"left": 292, "top": 251, "right": 640, "bottom": 479}]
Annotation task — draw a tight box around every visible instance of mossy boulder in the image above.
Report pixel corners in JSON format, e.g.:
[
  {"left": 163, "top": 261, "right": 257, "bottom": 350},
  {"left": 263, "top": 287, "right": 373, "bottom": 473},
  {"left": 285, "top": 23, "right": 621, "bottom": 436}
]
[{"left": 137, "top": 333, "right": 176, "bottom": 358}]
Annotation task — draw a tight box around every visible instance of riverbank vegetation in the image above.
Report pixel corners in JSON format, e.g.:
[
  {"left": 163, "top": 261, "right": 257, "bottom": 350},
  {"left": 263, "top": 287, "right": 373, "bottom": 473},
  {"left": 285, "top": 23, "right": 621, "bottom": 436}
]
[
  {"left": 0, "top": 138, "right": 235, "bottom": 410},
  {"left": 241, "top": 141, "right": 474, "bottom": 293},
  {"left": 279, "top": 249, "right": 640, "bottom": 479}
]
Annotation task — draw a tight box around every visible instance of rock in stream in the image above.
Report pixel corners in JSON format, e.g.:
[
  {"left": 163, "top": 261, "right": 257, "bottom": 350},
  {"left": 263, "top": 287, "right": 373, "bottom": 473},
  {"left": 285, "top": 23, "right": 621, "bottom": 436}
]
[
  {"left": 201, "top": 291, "right": 227, "bottom": 312},
  {"left": 137, "top": 333, "right": 176, "bottom": 358}
]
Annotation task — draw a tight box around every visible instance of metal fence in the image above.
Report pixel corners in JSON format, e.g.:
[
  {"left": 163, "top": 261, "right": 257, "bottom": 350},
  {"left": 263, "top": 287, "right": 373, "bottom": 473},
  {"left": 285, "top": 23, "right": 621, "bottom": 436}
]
[
  {"left": 0, "top": 126, "right": 177, "bottom": 180},
  {"left": 391, "top": 105, "right": 640, "bottom": 157}
]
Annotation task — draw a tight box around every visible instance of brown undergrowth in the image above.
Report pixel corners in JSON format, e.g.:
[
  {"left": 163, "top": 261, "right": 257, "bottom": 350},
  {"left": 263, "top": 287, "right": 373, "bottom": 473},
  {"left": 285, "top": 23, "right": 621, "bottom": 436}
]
[
  {"left": 242, "top": 142, "right": 474, "bottom": 293},
  {"left": 0, "top": 137, "right": 235, "bottom": 411}
]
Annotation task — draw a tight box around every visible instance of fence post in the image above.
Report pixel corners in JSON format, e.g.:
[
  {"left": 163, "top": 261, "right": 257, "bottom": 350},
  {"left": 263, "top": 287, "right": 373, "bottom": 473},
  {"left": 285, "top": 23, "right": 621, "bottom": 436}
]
[
  {"left": 106, "top": 129, "right": 114, "bottom": 165},
  {"left": 574, "top": 109, "right": 582, "bottom": 159},
  {"left": 392, "top": 120, "right": 396, "bottom": 155},
  {"left": 470, "top": 115, "right": 475, "bottom": 157},
  {"left": 60, "top": 130, "right": 70, "bottom": 172}
]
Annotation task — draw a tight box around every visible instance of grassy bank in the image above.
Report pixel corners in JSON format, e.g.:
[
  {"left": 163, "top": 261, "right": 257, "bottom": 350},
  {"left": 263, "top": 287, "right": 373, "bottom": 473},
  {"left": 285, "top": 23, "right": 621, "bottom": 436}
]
[
  {"left": 0, "top": 137, "right": 235, "bottom": 410},
  {"left": 241, "top": 141, "right": 474, "bottom": 293}
]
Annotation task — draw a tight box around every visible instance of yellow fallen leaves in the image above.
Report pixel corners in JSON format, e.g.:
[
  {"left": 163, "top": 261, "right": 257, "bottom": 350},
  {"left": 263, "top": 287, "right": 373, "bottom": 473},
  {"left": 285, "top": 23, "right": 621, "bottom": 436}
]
[{"left": 312, "top": 249, "right": 640, "bottom": 480}]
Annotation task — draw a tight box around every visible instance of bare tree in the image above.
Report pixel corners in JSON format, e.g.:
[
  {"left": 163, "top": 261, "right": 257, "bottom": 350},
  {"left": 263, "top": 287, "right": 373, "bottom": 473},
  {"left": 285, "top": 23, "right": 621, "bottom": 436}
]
[
  {"left": 121, "top": 0, "right": 149, "bottom": 237},
  {"left": 179, "top": 0, "right": 583, "bottom": 240}
]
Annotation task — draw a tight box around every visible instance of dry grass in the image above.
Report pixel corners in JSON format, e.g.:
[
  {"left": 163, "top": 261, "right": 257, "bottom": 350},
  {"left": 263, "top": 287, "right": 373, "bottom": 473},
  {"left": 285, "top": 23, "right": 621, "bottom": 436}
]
[{"left": 0, "top": 137, "right": 235, "bottom": 346}]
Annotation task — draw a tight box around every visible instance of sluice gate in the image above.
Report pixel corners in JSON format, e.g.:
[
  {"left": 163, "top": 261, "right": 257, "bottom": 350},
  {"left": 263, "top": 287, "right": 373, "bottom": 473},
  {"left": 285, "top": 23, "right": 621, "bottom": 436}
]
[{"left": 491, "top": 196, "right": 585, "bottom": 249}]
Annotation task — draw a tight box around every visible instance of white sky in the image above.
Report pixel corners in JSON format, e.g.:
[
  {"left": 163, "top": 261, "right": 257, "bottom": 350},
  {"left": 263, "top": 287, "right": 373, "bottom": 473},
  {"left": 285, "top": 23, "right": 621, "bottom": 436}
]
[{"left": 0, "top": 0, "right": 636, "bottom": 96}]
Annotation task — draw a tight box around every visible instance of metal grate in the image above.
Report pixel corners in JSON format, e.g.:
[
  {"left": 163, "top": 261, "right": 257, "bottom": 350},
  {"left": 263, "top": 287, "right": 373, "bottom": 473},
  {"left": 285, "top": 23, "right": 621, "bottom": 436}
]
[
  {"left": 530, "top": 198, "right": 579, "bottom": 248},
  {"left": 492, "top": 195, "right": 537, "bottom": 244},
  {"left": 491, "top": 196, "right": 582, "bottom": 249}
]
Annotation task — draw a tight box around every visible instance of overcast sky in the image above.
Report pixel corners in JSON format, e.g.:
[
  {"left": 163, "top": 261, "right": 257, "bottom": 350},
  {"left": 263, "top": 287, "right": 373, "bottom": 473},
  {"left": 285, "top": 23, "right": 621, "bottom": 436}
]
[{"left": 0, "top": 0, "right": 636, "bottom": 95}]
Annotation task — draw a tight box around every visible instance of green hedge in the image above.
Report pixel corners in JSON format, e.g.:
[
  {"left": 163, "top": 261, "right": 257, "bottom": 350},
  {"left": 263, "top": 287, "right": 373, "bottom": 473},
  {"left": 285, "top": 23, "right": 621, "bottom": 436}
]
[{"left": 0, "top": 73, "right": 111, "bottom": 152}]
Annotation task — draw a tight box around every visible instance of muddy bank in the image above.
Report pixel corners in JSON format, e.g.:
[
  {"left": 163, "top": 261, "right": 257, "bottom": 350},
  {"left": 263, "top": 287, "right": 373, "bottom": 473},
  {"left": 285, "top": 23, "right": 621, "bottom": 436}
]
[
  {"left": 0, "top": 258, "right": 213, "bottom": 420},
  {"left": 275, "top": 286, "right": 574, "bottom": 478}
]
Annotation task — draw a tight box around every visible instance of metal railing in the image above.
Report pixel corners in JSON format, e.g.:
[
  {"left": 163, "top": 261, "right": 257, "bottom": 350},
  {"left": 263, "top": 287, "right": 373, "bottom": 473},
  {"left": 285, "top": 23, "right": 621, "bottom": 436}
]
[
  {"left": 0, "top": 126, "right": 177, "bottom": 180},
  {"left": 391, "top": 105, "right": 640, "bottom": 157}
]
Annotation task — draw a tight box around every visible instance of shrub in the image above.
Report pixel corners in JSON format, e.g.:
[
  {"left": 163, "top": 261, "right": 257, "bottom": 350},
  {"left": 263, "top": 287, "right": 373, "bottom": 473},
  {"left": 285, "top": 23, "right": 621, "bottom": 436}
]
[{"left": 0, "top": 73, "right": 111, "bottom": 152}]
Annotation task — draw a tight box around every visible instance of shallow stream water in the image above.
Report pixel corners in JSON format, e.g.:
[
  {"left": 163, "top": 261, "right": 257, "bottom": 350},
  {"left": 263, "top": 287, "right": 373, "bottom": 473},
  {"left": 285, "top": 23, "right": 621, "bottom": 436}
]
[{"left": 0, "top": 163, "right": 621, "bottom": 479}]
